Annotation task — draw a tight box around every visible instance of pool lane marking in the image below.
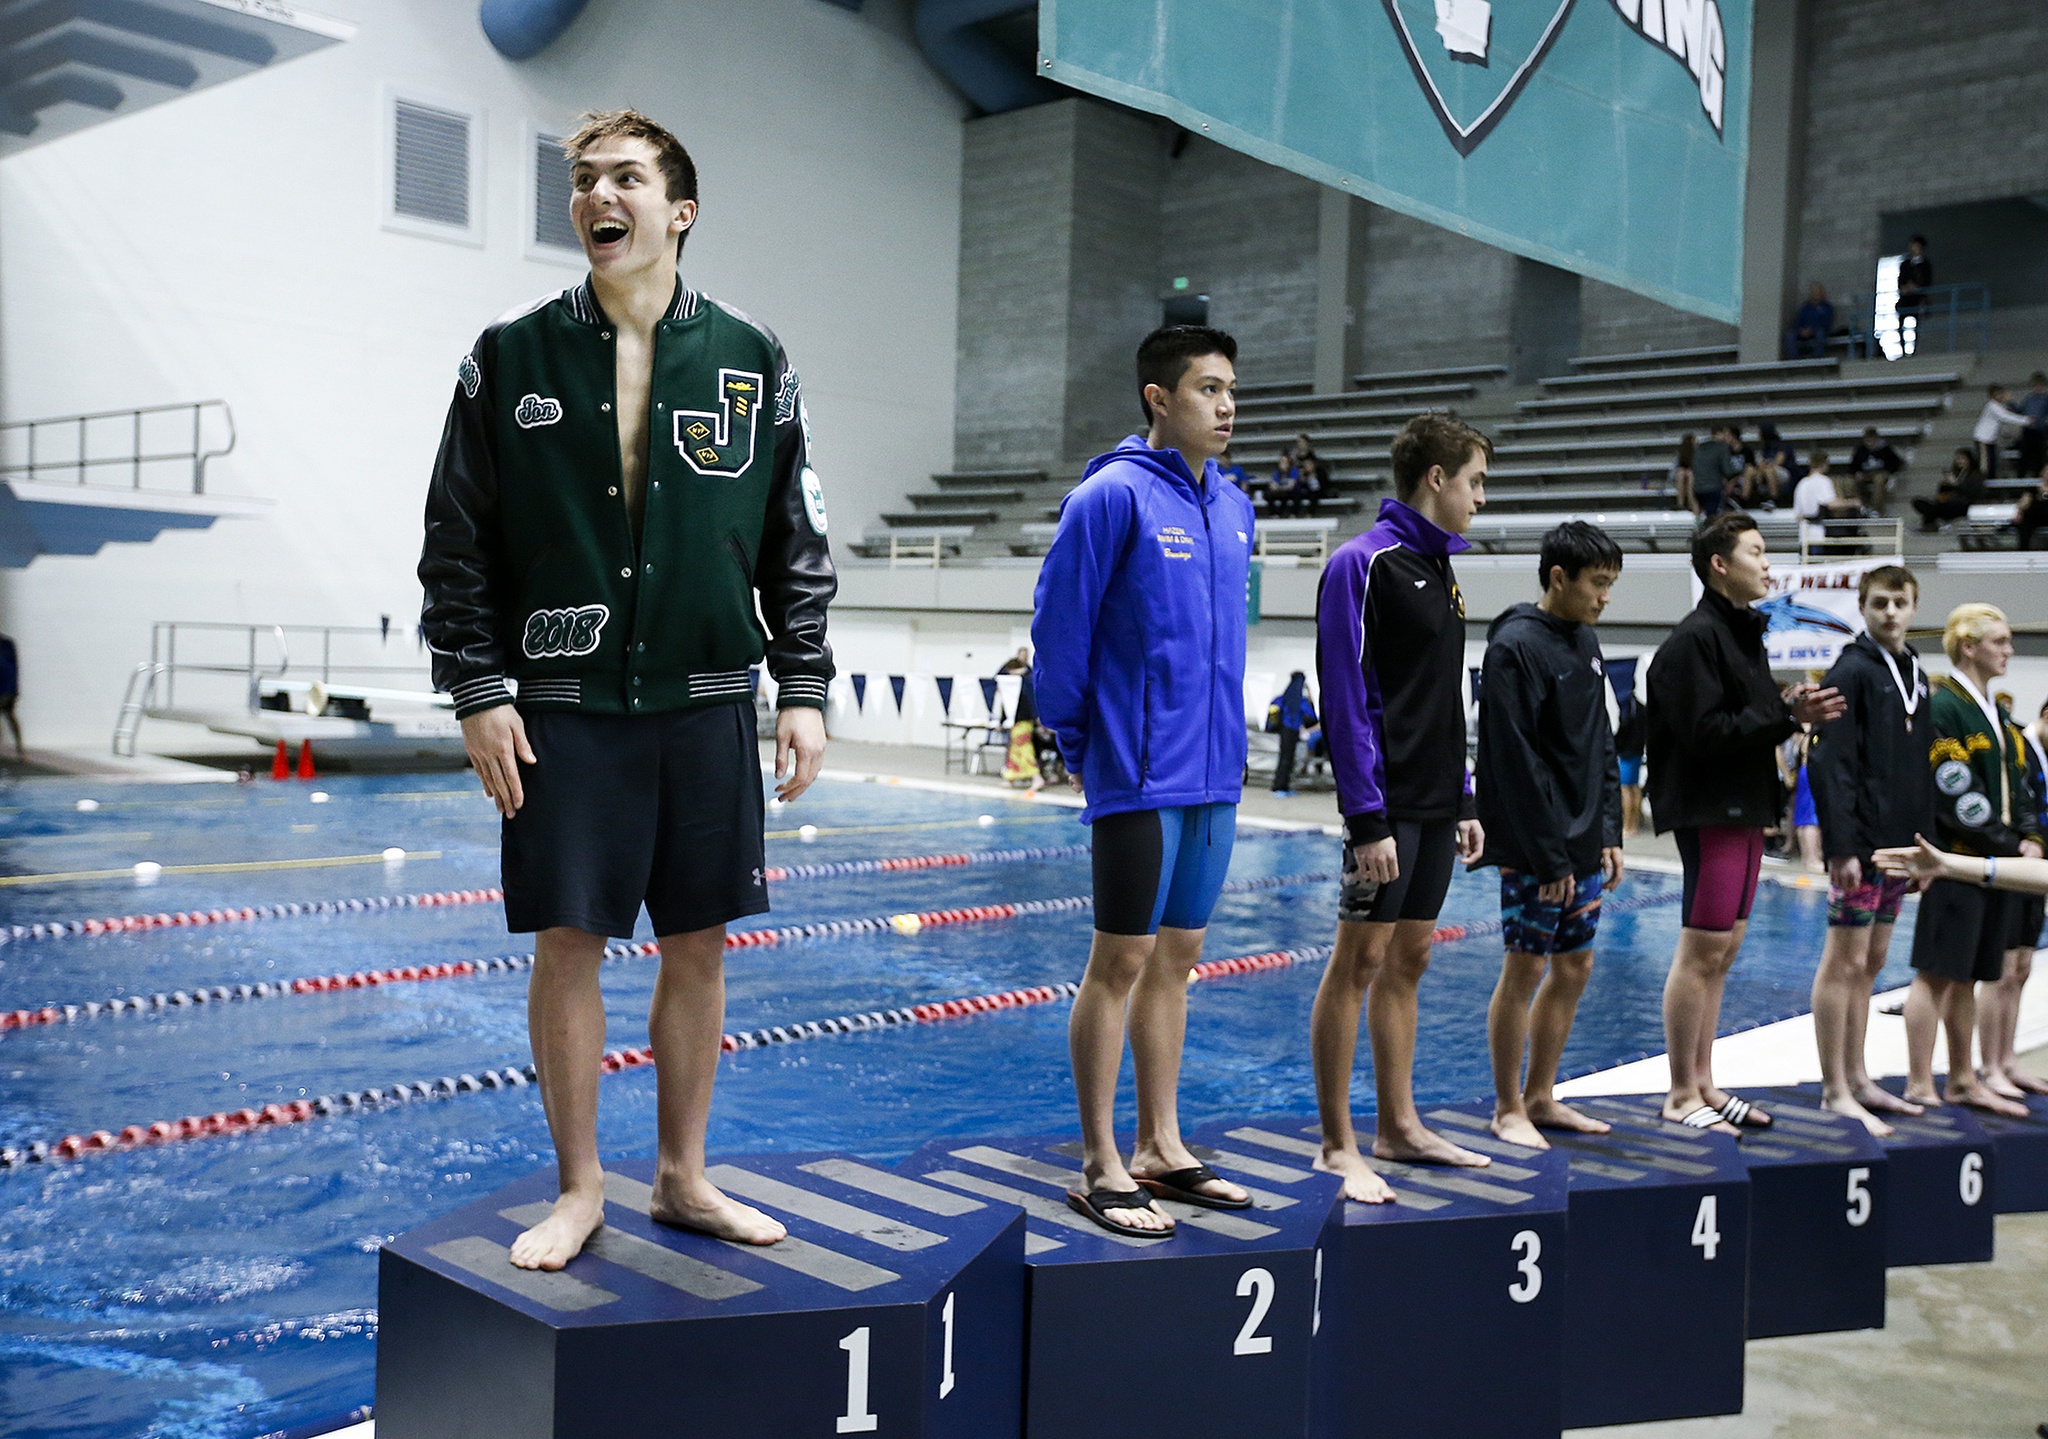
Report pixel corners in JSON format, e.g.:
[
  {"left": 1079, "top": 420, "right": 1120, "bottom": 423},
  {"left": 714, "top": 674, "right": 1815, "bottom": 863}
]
[
  {"left": 0, "top": 870, "right": 1340, "bottom": 1034},
  {"left": 0, "top": 844, "right": 1098, "bottom": 945},
  {"left": 0, "top": 850, "right": 445, "bottom": 888},
  {"left": 0, "top": 894, "right": 1687, "bottom": 1170},
  {"left": 765, "top": 814, "right": 1071, "bottom": 840}
]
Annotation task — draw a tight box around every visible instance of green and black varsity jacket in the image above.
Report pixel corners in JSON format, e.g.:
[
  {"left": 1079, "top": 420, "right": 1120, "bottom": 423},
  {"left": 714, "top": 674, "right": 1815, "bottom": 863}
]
[
  {"left": 1925, "top": 676, "right": 2043, "bottom": 858},
  {"left": 419, "top": 277, "right": 835, "bottom": 719}
]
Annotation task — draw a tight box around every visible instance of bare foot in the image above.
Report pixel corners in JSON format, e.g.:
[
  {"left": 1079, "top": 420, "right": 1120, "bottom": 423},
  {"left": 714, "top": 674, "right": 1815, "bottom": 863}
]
[
  {"left": 1374, "top": 1124, "right": 1492, "bottom": 1168},
  {"left": 509, "top": 1190, "right": 605, "bottom": 1271},
  {"left": 2009, "top": 1071, "right": 2048, "bottom": 1097},
  {"left": 1944, "top": 1083, "right": 2028, "bottom": 1119},
  {"left": 1526, "top": 1097, "right": 1611, "bottom": 1135},
  {"left": 1129, "top": 1143, "right": 1249, "bottom": 1207},
  {"left": 1855, "top": 1082, "right": 1924, "bottom": 1117},
  {"left": 1316, "top": 1144, "right": 1395, "bottom": 1203},
  {"left": 1662, "top": 1099, "right": 1739, "bottom": 1137},
  {"left": 1820, "top": 1091, "right": 1894, "bottom": 1138},
  {"left": 1077, "top": 1158, "right": 1173, "bottom": 1233},
  {"left": 649, "top": 1171, "right": 788, "bottom": 1245},
  {"left": 1984, "top": 1073, "right": 2027, "bottom": 1101},
  {"left": 1490, "top": 1110, "right": 1550, "bottom": 1149}
]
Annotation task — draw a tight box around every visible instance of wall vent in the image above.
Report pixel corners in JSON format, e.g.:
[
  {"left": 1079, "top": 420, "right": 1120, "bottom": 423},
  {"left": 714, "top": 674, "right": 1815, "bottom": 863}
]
[
  {"left": 393, "top": 100, "right": 471, "bottom": 227},
  {"left": 532, "top": 131, "right": 579, "bottom": 251}
]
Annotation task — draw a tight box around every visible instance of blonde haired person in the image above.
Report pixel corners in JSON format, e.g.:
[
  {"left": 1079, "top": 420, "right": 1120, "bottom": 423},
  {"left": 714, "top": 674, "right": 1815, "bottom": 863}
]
[{"left": 1898, "top": 605, "right": 2042, "bottom": 1118}]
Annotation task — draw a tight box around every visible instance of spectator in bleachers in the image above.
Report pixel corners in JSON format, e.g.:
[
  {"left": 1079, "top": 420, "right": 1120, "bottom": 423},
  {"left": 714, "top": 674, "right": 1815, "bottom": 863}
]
[
  {"left": 1973, "top": 384, "right": 2029, "bottom": 478},
  {"left": 1217, "top": 447, "right": 1252, "bottom": 496},
  {"left": 1269, "top": 449, "right": 1303, "bottom": 513},
  {"left": 1795, "top": 452, "right": 1857, "bottom": 552},
  {"left": 1686, "top": 423, "right": 1744, "bottom": 517},
  {"left": 1670, "top": 433, "right": 1696, "bottom": 512},
  {"left": 1896, "top": 235, "right": 1932, "bottom": 355},
  {"left": 1751, "top": 421, "right": 1799, "bottom": 508},
  {"left": 2016, "top": 372, "right": 2048, "bottom": 479},
  {"left": 1266, "top": 671, "right": 1320, "bottom": 795},
  {"left": 1912, "top": 447, "right": 1986, "bottom": 531},
  {"left": 1848, "top": 426, "right": 1905, "bottom": 513},
  {"left": 1787, "top": 282, "right": 1836, "bottom": 359},
  {"left": 2012, "top": 464, "right": 2047, "bottom": 551}
]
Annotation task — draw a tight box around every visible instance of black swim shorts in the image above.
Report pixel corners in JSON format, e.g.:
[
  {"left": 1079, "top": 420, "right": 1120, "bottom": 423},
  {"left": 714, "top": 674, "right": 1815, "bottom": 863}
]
[
  {"left": 501, "top": 703, "right": 768, "bottom": 938},
  {"left": 1908, "top": 878, "right": 2009, "bottom": 984}
]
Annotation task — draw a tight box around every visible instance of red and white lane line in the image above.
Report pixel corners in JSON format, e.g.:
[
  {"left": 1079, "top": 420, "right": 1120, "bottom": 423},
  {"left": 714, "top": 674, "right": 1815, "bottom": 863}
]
[
  {"left": 0, "top": 871, "right": 1337, "bottom": 1034},
  {"left": 0, "top": 844, "right": 1099, "bottom": 949}
]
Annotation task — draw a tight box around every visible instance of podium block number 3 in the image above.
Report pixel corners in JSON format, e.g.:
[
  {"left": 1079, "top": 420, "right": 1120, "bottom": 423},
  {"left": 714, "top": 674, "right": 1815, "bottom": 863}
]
[
  {"left": 837, "top": 1326, "right": 879, "bottom": 1434},
  {"left": 1233, "top": 1267, "right": 1276, "bottom": 1355},
  {"left": 1508, "top": 1229, "right": 1542, "bottom": 1303},
  {"left": 1690, "top": 1195, "right": 1721, "bottom": 1261}
]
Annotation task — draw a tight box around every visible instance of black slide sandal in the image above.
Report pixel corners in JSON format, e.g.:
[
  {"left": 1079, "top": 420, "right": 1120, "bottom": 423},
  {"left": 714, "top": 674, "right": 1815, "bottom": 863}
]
[
  {"left": 1066, "top": 1186, "right": 1171, "bottom": 1238},
  {"left": 1133, "top": 1164, "right": 1254, "bottom": 1211}
]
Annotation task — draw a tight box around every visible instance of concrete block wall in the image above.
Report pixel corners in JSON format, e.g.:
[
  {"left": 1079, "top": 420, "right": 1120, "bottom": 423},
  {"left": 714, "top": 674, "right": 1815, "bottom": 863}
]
[
  {"left": 1063, "top": 104, "right": 1168, "bottom": 461},
  {"left": 1354, "top": 206, "right": 1518, "bottom": 374},
  {"left": 1581, "top": 279, "right": 1739, "bottom": 360}
]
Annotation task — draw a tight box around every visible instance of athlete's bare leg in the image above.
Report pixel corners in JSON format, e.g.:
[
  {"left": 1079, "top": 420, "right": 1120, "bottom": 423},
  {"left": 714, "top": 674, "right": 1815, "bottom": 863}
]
[
  {"left": 511, "top": 926, "right": 611, "bottom": 1270},
  {"left": 1843, "top": 921, "right": 1924, "bottom": 1117},
  {"left": 647, "top": 925, "right": 786, "bottom": 1245},
  {"left": 1070, "top": 930, "right": 1174, "bottom": 1232},
  {"left": 1662, "top": 924, "right": 1742, "bottom": 1135},
  {"left": 1312, "top": 919, "right": 1398, "bottom": 1201},
  {"left": 1519, "top": 949, "right": 1609, "bottom": 1136},
  {"left": 1814, "top": 924, "right": 1897, "bottom": 1136},
  {"left": 1488, "top": 951, "right": 1552, "bottom": 1149},
  {"left": 1982, "top": 948, "right": 2048, "bottom": 1096},
  {"left": 1127, "top": 925, "right": 1249, "bottom": 1205},
  {"left": 1910, "top": 973, "right": 2027, "bottom": 1116}
]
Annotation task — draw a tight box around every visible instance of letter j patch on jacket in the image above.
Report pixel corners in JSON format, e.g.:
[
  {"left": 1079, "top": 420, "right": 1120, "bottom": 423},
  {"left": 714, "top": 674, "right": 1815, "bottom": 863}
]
[{"left": 515, "top": 394, "right": 564, "bottom": 428}]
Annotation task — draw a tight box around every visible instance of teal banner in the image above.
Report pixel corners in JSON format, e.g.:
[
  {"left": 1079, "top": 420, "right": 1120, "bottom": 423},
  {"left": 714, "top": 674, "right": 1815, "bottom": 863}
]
[{"left": 1040, "top": 0, "right": 1752, "bottom": 321}]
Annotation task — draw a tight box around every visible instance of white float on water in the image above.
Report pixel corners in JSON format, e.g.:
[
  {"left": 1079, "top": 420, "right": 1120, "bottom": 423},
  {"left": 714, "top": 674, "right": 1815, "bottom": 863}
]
[
  {"left": 133, "top": 861, "right": 162, "bottom": 881},
  {"left": 977, "top": 814, "right": 996, "bottom": 827},
  {"left": 798, "top": 824, "right": 818, "bottom": 842},
  {"left": 75, "top": 798, "right": 100, "bottom": 812},
  {"left": 309, "top": 791, "right": 331, "bottom": 804},
  {"left": 382, "top": 847, "right": 407, "bottom": 862}
]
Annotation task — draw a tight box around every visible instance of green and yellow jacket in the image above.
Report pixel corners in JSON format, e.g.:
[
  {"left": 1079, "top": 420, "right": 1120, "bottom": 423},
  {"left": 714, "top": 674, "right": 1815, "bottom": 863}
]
[
  {"left": 419, "top": 277, "right": 835, "bottom": 719},
  {"left": 1925, "top": 675, "right": 2043, "bottom": 858}
]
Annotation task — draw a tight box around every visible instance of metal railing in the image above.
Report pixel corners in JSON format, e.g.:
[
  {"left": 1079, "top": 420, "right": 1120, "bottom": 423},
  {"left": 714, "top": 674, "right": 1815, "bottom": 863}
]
[
  {"left": 1, "top": 400, "right": 235, "bottom": 495},
  {"left": 113, "top": 621, "right": 442, "bottom": 755},
  {"left": 1800, "top": 516, "right": 1904, "bottom": 563},
  {"left": 1836, "top": 283, "right": 1991, "bottom": 359}
]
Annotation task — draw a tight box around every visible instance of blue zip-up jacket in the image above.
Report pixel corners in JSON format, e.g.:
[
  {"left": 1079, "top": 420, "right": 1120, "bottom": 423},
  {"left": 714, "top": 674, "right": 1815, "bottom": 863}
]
[{"left": 1031, "top": 435, "right": 1255, "bottom": 823}]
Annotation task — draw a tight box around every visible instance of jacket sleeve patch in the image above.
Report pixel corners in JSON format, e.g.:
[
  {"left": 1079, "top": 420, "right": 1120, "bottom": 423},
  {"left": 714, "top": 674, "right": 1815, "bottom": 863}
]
[
  {"left": 1935, "top": 759, "right": 1972, "bottom": 795},
  {"left": 800, "top": 466, "right": 829, "bottom": 536},
  {"left": 458, "top": 354, "right": 481, "bottom": 398},
  {"left": 522, "top": 605, "right": 609, "bottom": 658},
  {"left": 775, "top": 366, "right": 802, "bottom": 425}
]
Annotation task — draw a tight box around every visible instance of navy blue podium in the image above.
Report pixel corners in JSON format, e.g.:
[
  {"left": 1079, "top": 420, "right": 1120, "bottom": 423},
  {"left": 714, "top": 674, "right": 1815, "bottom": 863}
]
[
  {"left": 895, "top": 1130, "right": 1342, "bottom": 1438},
  {"left": 1854, "top": 1083, "right": 1997, "bottom": 1266},
  {"left": 1206, "top": 1112, "right": 1569, "bottom": 1439},
  {"left": 1724, "top": 1087, "right": 1890, "bottom": 1337},
  {"left": 377, "top": 1155, "right": 1025, "bottom": 1438},
  {"left": 1970, "top": 1090, "right": 2048, "bottom": 1214},
  {"left": 1536, "top": 1095, "right": 1751, "bottom": 1429}
]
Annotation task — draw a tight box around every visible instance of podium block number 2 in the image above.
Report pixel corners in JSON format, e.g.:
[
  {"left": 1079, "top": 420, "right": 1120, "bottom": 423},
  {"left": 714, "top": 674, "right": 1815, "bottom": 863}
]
[
  {"left": 1690, "top": 1195, "right": 1721, "bottom": 1261},
  {"left": 1233, "top": 1267, "right": 1276, "bottom": 1355},
  {"left": 837, "top": 1326, "right": 879, "bottom": 1434}
]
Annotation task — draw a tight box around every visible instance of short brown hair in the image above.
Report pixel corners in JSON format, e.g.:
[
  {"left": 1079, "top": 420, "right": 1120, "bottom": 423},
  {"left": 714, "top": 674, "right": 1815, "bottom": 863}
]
[
  {"left": 562, "top": 109, "right": 699, "bottom": 243},
  {"left": 1857, "top": 564, "right": 1917, "bottom": 603},
  {"left": 1390, "top": 412, "right": 1491, "bottom": 499}
]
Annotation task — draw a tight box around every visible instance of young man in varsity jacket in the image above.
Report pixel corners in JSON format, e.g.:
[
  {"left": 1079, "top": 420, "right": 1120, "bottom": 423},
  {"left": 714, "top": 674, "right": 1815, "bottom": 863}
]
[
  {"left": 1312, "top": 412, "right": 1493, "bottom": 1203},
  {"left": 1901, "top": 604, "right": 2040, "bottom": 1119},
  {"left": 419, "top": 110, "right": 834, "bottom": 1269},
  {"left": 1806, "top": 565, "right": 1938, "bottom": 1136}
]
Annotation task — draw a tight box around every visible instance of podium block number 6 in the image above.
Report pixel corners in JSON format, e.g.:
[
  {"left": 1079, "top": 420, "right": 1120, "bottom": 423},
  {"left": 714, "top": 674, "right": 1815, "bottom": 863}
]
[
  {"left": 1845, "top": 1167, "right": 1872, "bottom": 1227},
  {"left": 1508, "top": 1229, "right": 1542, "bottom": 1303},
  {"left": 836, "top": 1326, "right": 878, "bottom": 1434},
  {"left": 1959, "top": 1152, "right": 1984, "bottom": 1207},
  {"left": 1691, "top": 1194, "right": 1721, "bottom": 1261},
  {"left": 1233, "top": 1267, "right": 1276, "bottom": 1355}
]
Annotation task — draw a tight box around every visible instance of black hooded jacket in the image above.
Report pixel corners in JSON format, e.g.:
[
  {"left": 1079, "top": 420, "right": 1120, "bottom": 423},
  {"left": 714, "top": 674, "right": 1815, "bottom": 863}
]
[
  {"left": 1646, "top": 587, "right": 1797, "bottom": 831},
  {"left": 1474, "top": 603, "right": 1622, "bottom": 880},
  {"left": 1807, "top": 633, "right": 1938, "bottom": 865}
]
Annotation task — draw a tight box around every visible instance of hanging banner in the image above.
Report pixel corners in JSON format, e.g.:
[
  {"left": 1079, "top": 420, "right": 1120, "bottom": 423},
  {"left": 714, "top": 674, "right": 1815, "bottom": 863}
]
[
  {"left": 1605, "top": 654, "right": 1640, "bottom": 712},
  {"left": 851, "top": 674, "right": 867, "bottom": 712},
  {"left": 890, "top": 675, "right": 908, "bottom": 712},
  {"left": 980, "top": 676, "right": 1000, "bottom": 714},
  {"left": 1689, "top": 557, "right": 1886, "bottom": 670},
  {"left": 936, "top": 676, "right": 955, "bottom": 715},
  {"left": 1040, "top": 0, "right": 1752, "bottom": 320}
]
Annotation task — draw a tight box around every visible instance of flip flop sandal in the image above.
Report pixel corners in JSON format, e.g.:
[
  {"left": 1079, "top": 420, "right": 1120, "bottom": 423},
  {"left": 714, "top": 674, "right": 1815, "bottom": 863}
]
[
  {"left": 1716, "top": 1095, "right": 1772, "bottom": 1129},
  {"left": 1066, "top": 1186, "right": 1172, "bottom": 1238},
  {"left": 1133, "top": 1164, "right": 1253, "bottom": 1211},
  {"left": 1676, "top": 1106, "right": 1732, "bottom": 1131}
]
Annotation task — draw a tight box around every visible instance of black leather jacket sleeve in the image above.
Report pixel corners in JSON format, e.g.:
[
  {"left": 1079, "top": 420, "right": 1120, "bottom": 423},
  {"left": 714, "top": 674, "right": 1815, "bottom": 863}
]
[
  {"left": 755, "top": 350, "right": 837, "bottom": 710},
  {"left": 418, "top": 330, "right": 515, "bottom": 719}
]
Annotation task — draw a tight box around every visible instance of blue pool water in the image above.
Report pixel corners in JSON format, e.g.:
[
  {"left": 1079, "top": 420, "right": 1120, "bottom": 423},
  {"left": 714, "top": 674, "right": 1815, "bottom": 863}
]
[{"left": 0, "top": 772, "right": 1915, "bottom": 1438}]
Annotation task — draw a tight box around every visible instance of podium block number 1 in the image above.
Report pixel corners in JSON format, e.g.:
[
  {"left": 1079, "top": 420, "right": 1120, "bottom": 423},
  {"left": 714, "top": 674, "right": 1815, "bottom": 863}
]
[
  {"left": 1233, "top": 1267, "right": 1276, "bottom": 1355},
  {"left": 837, "top": 1326, "right": 879, "bottom": 1434},
  {"left": 939, "top": 1291, "right": 957, "bottom": 1399}
]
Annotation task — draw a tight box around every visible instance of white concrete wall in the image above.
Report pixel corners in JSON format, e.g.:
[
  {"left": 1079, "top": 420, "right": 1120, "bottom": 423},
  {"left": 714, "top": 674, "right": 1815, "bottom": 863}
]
[{"left": 0, "top": 0, "right": 964, "bottom": 747}]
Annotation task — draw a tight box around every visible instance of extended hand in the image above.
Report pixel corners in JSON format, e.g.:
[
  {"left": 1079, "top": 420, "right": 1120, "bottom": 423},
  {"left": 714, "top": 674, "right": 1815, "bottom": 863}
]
[
  {"left": 775, "top": 706, "right": 827, "bottom": 802},
  {"left": 462, "top": 705, "right": 535, "bottom": 818},
  {"left": 1871, "top": 835, "right": 1945, "bottom": 883},
  {"left": 1790, "top": 685, "right": 1846, "bottom": 726}
]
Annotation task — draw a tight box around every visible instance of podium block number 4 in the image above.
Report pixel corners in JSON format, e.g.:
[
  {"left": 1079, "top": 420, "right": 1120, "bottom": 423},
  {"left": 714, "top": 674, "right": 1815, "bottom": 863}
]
[
  {"left": 1691, "top": 1195, "right": 1722, "bottom": 1261},
  {"left": 1960, "top": 1153, "right": 1984, "bottom": 1207},
  {"left": 837, "top": 1326, "right": 879, "bottom": 1434},
  {"left": 1846, "top": 1167, "right": 1872, "bottom": 1227},
  {"left": 1233, "top": 1267, "right": 1276, "bottom": 1355},
  {"left": 1508, "top": 1229, "right": 1543, "bottom": 1303}
]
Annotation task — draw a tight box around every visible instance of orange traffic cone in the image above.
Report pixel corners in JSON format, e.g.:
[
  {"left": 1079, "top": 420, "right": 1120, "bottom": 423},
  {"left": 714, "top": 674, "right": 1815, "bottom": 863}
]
[
  {"left": 271, "top": 739, "right": 289, "bottom": 780},
  {"left": 296, "top": 740, "right": 316, "bottom": 780}
]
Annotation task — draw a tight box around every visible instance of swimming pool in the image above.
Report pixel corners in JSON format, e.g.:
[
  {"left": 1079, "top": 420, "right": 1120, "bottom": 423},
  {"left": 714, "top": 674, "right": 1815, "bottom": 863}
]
[{"left": 0, "top": 771, "right": 1915, "bottom": 1439}]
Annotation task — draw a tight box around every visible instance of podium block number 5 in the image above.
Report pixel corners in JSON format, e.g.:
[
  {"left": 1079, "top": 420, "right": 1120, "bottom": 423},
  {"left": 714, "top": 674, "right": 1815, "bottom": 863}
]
[
  {"left": 1845, "top": 1167, "right": 1872, "bottom": 1227},
  {"left": 1507, "top": 1229, "right": 1542, "bottom": 1303},
  {"left": 1690, "top": 1195, "right": 1721, "bottom": 1261},
  {"left": 1959, "top": 1152, "right": 1984, "bottom": 1207},
  {"left": 1233, "top": 1267, "right": 1276, "bottom": 1355},
  {"left": 837, "top": 1326, "right": 879, "bottom": 1434}
]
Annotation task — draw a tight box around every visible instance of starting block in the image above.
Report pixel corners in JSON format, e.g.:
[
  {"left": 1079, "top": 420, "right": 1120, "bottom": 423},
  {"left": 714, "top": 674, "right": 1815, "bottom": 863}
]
[
  {"left": 896, "top": 1129, "right": 1342, "bottom": 1438},
  {"left": 1543, "top": 1095, "right": 1751, "bottom": 1429},
  {"left": 1863, "top": 1083, "right": 1997, "bottom": 1266},
  {"left": 1208, "top": 1111, "right": 1569, "bottom": 1439},
  {"left": 1730, "top": 1087, "right": 1890, "bottom": 1338},
  {"left": 1969, "top": 1090, "right": 2048, "bottom": 1214},
  {"left": 376, "top": 1154, "right": 1026, "bottom": 1438}
]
